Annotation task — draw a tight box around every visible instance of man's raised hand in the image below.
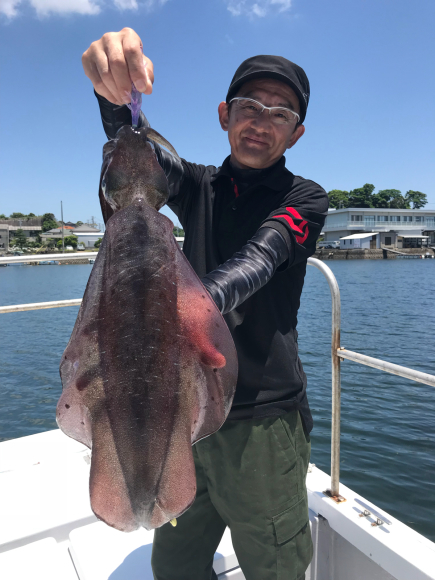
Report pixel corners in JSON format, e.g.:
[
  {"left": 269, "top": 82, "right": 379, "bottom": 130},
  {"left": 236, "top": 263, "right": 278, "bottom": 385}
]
[{"left": 82, "top": 28, "right": 154, "bottom": 106}]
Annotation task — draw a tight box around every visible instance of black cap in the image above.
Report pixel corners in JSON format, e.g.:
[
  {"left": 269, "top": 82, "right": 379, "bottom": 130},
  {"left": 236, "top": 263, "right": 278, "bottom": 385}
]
[{"left": 226, "top": 55, "right": 310, "bottom": 123}]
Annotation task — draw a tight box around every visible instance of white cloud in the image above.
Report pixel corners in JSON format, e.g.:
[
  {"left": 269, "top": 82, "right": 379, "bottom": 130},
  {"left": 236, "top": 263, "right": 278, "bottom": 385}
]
[
  {"left": 225, "top": 0, "right": 292, "bottom": 18},
  {"left": 0, "top": 0, "right": 100, "bottom": 16},
  {"left": 31, "top": 0, "right": 100, "bottom": 16},
  {"left": 251, "top": 3, "right": 266, "bottom": 17},
  {"left": 113, "top": 0, "right": 137, "bottom": 9},
  {"left": 115, "top": 0, "right": 169, "bottom": 10},
  {"left": 0, "top": 0, "right": 170, "bottom": 18},
  {"left": 270, "top": 0, "right": 292, "bottom": 11},
  {"left": 0, "top": 0, "right": 22, "bottom": 17}
]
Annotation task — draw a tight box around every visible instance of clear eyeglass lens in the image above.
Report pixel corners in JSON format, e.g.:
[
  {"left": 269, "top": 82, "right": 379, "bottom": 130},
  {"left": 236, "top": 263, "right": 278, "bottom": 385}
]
[{"left": 233, "top": 98, "right": 297, "bottom": 125}]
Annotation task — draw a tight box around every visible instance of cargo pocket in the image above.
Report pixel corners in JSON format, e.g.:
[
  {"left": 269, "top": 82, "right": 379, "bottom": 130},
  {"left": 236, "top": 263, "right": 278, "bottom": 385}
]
[
  {"left": 272, "top": 495, "right": 312, "bottom": 580},
  {"left": 270, "top": 417, "right": 299, "bottom": 500}
]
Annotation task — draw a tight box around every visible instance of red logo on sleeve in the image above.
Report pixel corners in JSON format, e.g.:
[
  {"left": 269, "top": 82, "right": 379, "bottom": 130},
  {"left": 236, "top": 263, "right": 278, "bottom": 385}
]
[{"left": 273, "top": 207, "right": 309, "bottom": 244}]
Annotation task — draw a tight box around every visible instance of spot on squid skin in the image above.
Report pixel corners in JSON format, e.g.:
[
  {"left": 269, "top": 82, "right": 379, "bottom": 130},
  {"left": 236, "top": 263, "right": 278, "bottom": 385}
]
[
  {"left": 76, "top": 376, "right": 88, "bottom": 391},
  {"left": 65, "top": 404, "right": 70, "bottom": 409}
]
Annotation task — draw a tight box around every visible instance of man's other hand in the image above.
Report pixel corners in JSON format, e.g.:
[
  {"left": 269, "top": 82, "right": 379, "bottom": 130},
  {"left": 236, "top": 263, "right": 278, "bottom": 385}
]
[{"left": 82, "top": 28, "right": 154, "bottom": 106}]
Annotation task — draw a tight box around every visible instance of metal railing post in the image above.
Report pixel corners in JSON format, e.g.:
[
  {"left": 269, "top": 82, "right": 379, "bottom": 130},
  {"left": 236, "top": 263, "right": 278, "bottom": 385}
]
[{"left": 307, "top": 258, "right": 341, "bottom": 497}]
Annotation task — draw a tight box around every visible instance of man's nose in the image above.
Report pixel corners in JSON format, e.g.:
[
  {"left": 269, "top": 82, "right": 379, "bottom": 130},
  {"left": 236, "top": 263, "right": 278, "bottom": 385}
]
[{"left": 251, "top": 110, "right": 271, "bottom": 129}]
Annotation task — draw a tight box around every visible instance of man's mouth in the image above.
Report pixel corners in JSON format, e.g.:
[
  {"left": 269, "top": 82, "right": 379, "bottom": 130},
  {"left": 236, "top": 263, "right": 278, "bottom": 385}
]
[{"left": 244, "top": 135, "right": 268, "bottom": 147}]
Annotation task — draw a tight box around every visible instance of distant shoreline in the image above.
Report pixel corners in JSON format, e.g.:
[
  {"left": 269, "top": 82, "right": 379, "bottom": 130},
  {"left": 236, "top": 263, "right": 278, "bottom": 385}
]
[{"left": 314, "top": 248, "right": 435, "bottom": 260}]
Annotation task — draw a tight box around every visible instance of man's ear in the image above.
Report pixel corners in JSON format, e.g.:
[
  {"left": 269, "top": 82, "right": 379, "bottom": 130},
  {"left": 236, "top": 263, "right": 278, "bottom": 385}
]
[
  {"left": 287, "top": 124, "right": 305, "bottom": 150},
  {"left": 218, "top": 101, "right": 229, "bottom": 131}
]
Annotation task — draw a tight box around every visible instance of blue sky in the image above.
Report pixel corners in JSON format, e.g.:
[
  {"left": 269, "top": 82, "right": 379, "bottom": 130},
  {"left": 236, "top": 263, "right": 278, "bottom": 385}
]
[{"left": 1, "top": 0, "right": 434, "bottom": 226}]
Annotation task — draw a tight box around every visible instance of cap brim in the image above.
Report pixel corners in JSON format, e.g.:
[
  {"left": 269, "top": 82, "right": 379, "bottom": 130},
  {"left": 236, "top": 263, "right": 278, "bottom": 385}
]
[{"left": 226, "top": 71, "right": 307, "bottom": 123}]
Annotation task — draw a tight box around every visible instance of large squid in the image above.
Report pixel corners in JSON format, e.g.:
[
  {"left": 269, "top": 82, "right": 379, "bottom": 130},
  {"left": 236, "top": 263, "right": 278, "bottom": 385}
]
[{"left": 56, "top": 125, "right": 237, "bottom": 531}]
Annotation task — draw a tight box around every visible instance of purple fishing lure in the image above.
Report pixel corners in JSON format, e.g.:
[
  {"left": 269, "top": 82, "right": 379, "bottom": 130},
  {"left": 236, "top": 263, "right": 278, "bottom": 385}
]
[{"left": 127, "top": 82, "right": 142, "bottom": 128}]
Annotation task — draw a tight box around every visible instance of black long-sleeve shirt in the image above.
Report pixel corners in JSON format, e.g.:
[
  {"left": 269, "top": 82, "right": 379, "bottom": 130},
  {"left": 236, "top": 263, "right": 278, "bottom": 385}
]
[{"left": 96, "top": 93, "right": 329, "bottom": 431}]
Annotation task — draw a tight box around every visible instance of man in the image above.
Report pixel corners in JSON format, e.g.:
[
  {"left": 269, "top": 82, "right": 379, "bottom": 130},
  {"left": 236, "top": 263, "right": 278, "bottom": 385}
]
[{"left": 83, "top": 27, "right": 328, "bottom": 580}]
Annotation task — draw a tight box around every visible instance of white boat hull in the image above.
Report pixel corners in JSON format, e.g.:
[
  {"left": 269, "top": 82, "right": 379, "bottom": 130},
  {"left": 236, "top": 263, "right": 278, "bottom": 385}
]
[{"left": 0, "top": 430, "right": 434, "bottom": 580}]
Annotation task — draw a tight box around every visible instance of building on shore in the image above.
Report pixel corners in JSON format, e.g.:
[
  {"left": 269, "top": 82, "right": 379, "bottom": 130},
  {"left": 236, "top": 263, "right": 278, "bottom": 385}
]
[
  {"left": 323, "top": 208, "right": 435, "bottom": 249},
  {"left": 0, "top": 218, "right": 43, "bottom": 253},
  {"left": 0, "top": 220, "right": 105, "bottom": 253},
  {"left": 74, "top": 232, "right": 104, "bottom": 248},
  {"left": 40, "top": 224, "right": 103, "bottom": 248}
]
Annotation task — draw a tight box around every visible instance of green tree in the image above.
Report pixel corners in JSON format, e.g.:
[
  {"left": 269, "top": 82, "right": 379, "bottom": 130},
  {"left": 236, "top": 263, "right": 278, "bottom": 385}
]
[
  {"left": 10, "top": 212, "right": 26, "bottom": 219},
  {"left": 328, "top": 190, "right": 350, "bottom": 209},
  {"left": 173, "top": 226, "right": 185, "bottom": 237},
  {"left": 41, "top": 213, "right": 58, "bottom": 232},
  {"left": 348, "top": 183, "right": 375, "bottom": 208},
  {"left": 388, "top": 190, "right": 410, "bottom": 209},
  {"left": 94, "top": 237, "right": 103, "bottom": 248},
  {"left": 76, "top": 221, "right": 84, "bottom": 226},
  {"left": 371, "top": 189, "right": 393, "bottom": 208},
  {"left": 14, "top": 229, "right": 28, "bottom": 249},
  {"left": 26, "top": 213, "right": 36, "bottom": 219},
  {"left": 405, "top": 191, "right": 428, "bottom": 209},
  {"left": 371, "top": 189, "right": 410, "bottom": 209},
  {"left": 0, "top": 214, "right": 8, "bottom": 219},
  {"left": 56, "top": 236, "right": 78, "bottom": 250},
  {"left": 65, "top": 235, "right": 78, "bottom": 249}
]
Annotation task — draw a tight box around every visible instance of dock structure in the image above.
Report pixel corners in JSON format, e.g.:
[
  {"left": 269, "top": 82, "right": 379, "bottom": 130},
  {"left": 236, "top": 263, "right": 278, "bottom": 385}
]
[
  {"left": 381, "top": 246, "right": 434, "bottom": 259},
  {"left": 314, "top": 247, "right": 434, "bottom": 260}
]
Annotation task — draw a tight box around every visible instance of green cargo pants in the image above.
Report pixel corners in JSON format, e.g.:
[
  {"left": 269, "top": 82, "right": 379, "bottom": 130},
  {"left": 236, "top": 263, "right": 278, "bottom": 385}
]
[{"left": 151, "top": 410, "right": 312, "bottom": 580}]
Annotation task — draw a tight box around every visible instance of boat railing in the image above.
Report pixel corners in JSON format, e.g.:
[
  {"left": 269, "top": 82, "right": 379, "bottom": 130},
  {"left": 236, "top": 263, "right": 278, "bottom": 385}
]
[
  {"left": 306, "top": 257, "right": 435, "bottom": 501},
  {"left": 1, "top": 254, "right": 434, "bottom": 502}
]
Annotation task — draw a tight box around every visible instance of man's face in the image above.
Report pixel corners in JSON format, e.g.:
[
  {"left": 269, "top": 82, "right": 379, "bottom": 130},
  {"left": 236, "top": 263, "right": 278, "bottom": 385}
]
[{"left": 218, "top": 78, "right": 305, "bottom": 170}]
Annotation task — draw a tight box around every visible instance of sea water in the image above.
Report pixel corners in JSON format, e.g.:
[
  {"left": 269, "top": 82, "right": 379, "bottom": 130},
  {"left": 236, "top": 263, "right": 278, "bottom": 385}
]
[{"left": 0, "top": 260, "right": 434, "bottom": 540}]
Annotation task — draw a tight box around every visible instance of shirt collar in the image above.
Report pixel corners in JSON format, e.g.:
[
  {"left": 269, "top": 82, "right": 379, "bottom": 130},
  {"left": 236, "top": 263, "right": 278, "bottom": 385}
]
[{"left": 211, "top": 155, "right": 293, "bottom": 191}]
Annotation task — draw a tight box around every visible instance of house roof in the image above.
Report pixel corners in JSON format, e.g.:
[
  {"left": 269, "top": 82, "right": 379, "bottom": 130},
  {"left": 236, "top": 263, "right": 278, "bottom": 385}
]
[
  {"left": 42, "top": 227, "right": 74, "bottom": 235},
  {"left": 340, "top": 233, "right": 378, "bottom": 240},
  {"left": 73, "top": 224, "right": 101, "bottom": 233}
]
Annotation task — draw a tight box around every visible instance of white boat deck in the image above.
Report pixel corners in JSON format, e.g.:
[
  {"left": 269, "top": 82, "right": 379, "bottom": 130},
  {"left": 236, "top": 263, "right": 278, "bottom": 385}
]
[{"left": 0, "top": 429, "right": 434, "bottom": 580}]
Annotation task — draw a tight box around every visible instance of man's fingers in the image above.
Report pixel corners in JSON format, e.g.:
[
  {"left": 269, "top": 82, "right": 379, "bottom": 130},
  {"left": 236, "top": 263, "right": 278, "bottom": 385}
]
[
  {"left": 142, "top": 56, "right": 154, "bottom": 95},
  {"left": 92, "top": 50, "right": 124, "bottom": 105},
  {"left": 83, "top": 45, "right": 121, "bottom": 105},
  {"left": 82, "top": 28, "right": 154, "bottom": 103},
  {"left": 123, "top": 36, "right": 152, "bottom": 94},
  {"left": 105, "top": 44, "right": 133, "bottom": 104},
  {"left": 91, "top": 67, "right": 122, "bottom": 105}
]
